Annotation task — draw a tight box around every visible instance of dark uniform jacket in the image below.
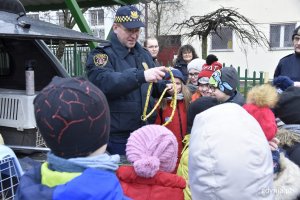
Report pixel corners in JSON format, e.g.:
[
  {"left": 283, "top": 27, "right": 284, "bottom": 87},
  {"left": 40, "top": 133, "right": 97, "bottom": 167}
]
[
  {"left": 86, "top": 33, "right": 166, "bottom": 136},
  {"left": 274, "top": 53, "right": 300, "bottom": 81},
  {"left": 174, "top": 59, "right": 188, "bottom": 82}
]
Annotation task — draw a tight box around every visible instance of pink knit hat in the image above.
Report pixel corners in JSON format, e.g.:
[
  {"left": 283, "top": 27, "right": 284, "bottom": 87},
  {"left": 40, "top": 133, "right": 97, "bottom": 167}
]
[{"left": 126, "top": 125, "right": 178, "bottom": 178}]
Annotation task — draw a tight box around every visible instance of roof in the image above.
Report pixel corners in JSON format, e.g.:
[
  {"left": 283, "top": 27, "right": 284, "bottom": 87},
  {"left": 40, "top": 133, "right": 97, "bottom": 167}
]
[
  {"left": 0, "top": 10, "right": 105, "bottom": 43},
  {"left": 20, "top": 0, "right": 140, "bottom": 12}
]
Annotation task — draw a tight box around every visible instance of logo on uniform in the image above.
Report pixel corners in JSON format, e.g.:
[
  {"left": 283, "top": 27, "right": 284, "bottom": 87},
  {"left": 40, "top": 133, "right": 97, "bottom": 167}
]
[{"left": 94, "top": 54, "right": 108, "bottom": 67}]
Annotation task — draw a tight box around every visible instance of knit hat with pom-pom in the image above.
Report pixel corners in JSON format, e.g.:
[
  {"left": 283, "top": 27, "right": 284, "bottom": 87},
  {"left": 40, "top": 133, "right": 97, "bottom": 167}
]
[
  {"left": 126, "top": 125, "right": 178, "bottom": 178},
  {"left": 243, "top": 84, "right": 279, "bottom": 141}
]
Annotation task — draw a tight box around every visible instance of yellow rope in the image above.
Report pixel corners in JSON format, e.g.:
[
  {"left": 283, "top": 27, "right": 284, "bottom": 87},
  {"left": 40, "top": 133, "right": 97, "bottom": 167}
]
[{"left": 141, "top": 68, "right": 177, "bottom": 126}]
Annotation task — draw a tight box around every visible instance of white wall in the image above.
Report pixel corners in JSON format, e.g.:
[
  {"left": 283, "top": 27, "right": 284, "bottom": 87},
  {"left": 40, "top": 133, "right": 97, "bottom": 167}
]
[{"left": 181, "top": 0, "right": 300, "bottom": 77}]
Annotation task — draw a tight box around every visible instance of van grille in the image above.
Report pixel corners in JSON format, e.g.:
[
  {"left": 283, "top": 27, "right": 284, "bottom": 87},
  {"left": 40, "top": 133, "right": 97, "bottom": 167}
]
[{"left": 0, "top": 98, "right": 19, "bottom": 120}]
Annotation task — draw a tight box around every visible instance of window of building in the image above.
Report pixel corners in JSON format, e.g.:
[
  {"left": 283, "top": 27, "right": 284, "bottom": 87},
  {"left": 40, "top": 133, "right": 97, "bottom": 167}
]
[
  {"left": 90, "top": 9, "right": 104, "bottom": 26},
  {"left": 211, "top": 27, "right": 233, "bottom": 50},
  {"left": 57, "top": 11, "right": 70, "bottom": 27},
  {"left": 92, "top": 29, "right": 105, "bottom": 39},
  {"left": 27, "top": 13, "right": 39, "bottom": 20},
  {"left": 57, "top": 12, "right": 64, "bottom": 26},
  {"left": 270, "top": 23, "right": 296, "bottom": 49}
]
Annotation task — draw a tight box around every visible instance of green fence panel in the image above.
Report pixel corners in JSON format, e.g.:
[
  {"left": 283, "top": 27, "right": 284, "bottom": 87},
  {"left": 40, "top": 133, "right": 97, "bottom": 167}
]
[
  {"left": 228, "top": 65, "right": 265, "bottom": 96},
  {"left": 49, "top": 45, "right": 90, "bottom": 77},
  {"left": 48, "top": 47, "right": 268, "bottom": 96}
]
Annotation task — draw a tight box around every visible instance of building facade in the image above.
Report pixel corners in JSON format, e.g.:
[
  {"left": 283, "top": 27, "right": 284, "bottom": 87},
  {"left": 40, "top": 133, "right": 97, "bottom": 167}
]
[{"left": 167, "top": 0, "right": 300, "bottom": 77}]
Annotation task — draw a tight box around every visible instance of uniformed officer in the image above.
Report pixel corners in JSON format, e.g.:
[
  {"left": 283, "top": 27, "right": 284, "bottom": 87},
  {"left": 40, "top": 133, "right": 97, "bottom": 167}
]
[
  {"left": 86, "top": 5, "right": 171, "bottom": 155},
  {"left": 274, "top": 25, "right": 300, "bottom": 83}
]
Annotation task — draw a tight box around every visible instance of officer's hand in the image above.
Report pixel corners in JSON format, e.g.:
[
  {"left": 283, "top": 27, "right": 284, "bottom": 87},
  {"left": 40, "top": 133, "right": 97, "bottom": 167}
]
[{"left": 144, "top": 66, "right": 168, "bottom": 83}]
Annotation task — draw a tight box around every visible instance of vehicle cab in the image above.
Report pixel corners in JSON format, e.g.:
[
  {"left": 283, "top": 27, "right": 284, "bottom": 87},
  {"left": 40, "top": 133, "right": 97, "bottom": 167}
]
[{"left": 0, "top": 0, "right": 103, "bottom": 150}]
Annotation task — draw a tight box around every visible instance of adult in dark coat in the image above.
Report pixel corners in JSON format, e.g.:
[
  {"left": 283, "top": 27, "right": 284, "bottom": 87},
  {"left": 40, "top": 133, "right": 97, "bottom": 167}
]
[
  {"left": 274, "top": 25, "right": 300, "bottom": 83},
  {"left": 144, "top": 37, "right": 161, "bottom": 66},
  {"left": 174, "top": 44, "right": 198, "bottom": 82},
  {"left": 86, "top": 6, "right": 171, "bottom": 155}
]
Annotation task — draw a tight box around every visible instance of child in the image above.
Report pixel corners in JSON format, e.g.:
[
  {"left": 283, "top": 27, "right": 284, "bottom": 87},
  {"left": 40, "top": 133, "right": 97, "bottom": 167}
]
[
  {"left": 189, "top": 103, "right": 274, "bottom": 199},
  {"left": 116, "top": 124, "right": 186, "bottom": 200},
  {"left": 191, "top": 56, "right": 223, "bottom": 102},
  {"left": 208, "top": 67, "right": 245, "bottom": 106},
  {"left": 274, "top": 86, "right": 300, "bottom": 167},
  {"left": 186, "top": 58, "right": 205, "bottom": 93},
  {"left": 243, "top": 84, "right": 280, "bottom": 173},
  {"left": 16, "top": 77, "right": 129, "bottom": 200},
  {"left": 155, "top": 69, "right": 191, "bottom": 166},
  {"left": 177, "top": 97, "right": 219, "bottom": 200}
]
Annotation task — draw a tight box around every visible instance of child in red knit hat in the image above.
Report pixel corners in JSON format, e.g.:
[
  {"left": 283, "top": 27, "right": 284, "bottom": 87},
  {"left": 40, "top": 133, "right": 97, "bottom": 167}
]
[{"left": 243, "top": 84, "right": 280, "bottom": 173}]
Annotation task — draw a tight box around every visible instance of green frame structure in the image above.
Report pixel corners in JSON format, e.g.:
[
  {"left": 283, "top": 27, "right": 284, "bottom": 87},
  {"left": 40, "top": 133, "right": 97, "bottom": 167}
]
[{"left": 20, "top": 0, "right": 140, "bottom": 49}]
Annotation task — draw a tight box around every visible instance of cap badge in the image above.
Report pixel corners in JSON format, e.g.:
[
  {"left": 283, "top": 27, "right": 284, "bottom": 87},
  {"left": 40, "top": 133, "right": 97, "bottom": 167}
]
[{"left": 131, "top": 11, "right": 139, "bottom": 19}]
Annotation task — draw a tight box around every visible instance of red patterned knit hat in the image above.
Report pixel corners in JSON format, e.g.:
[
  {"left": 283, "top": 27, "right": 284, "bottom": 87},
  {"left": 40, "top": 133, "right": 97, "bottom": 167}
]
[{"left": 34, "top": 76, "right": 110, "bottom": 158}]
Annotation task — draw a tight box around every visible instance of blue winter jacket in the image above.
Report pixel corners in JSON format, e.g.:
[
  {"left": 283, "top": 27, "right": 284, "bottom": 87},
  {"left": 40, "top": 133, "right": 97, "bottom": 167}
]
[{"left": 15, "top": 164, "right": 130, "bottom": 200}]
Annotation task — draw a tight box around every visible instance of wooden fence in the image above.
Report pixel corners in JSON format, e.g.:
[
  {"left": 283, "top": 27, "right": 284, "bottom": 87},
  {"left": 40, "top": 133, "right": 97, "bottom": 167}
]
[{"left": 50, "top": 45, "right": 269, "bottom": 96}]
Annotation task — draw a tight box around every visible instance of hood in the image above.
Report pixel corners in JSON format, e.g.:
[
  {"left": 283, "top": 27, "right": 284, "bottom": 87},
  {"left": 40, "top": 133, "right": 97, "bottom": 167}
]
[
  {"left": 189, "top": 103, "right": 274, "bottom": 199},
  {"left": 274, "top": 153, "right": 300, "bottom": 200}
]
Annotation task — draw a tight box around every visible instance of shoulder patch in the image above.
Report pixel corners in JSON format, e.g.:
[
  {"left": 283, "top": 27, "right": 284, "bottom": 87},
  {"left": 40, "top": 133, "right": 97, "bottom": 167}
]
[{"left": 93, "top": 53, "right": 108, "bottom": 67}]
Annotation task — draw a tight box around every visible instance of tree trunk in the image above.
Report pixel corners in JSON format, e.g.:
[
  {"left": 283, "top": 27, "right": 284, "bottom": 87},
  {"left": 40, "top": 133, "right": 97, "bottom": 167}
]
[
  {"left": 201, "top": 35, "right": 207, "bottom": 59},
  {"left": 155, "top": 2, "right": 161, "bottom": 37},
  {"left": 56, "top": 40, "right": 66, "bottom": 62}
]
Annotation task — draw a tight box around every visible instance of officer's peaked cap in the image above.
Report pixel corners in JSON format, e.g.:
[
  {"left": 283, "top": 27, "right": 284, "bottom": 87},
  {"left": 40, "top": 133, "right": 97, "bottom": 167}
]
[{"left": 114, "top": 5, "right": 144, "bottom": 29}]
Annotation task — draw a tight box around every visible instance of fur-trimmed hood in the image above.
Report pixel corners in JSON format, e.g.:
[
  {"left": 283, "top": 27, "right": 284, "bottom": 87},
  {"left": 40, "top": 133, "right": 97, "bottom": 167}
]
[
  {"left": 274, "top": 153, "right": 300, "bottom": 200},
  {"left": 277, "top": 126, "right": 300, "bottom": 147},
  {"left": 246, "top": 84, "right": 279, "bottom": 108}
]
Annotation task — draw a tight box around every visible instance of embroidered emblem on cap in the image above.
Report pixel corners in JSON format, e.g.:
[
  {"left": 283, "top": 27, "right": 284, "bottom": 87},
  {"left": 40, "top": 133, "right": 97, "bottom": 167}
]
[
  {"left": 94, "top": 53, "right": 108, "bottom": 67},
  {"left": 131, "top": 11, "right": 139, "bottom": 19}
]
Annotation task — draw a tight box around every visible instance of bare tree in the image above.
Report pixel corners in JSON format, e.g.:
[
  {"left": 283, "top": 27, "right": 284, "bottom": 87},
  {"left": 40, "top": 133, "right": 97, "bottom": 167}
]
[
  {"left": 146, "top": 0, "right": 185, "bottom": 37},
  {"left": 173, "top": 7, "right": 269, "bottom": 58},
  {"left": 56, "top": 8, "right": 88, "bottom": 61}
]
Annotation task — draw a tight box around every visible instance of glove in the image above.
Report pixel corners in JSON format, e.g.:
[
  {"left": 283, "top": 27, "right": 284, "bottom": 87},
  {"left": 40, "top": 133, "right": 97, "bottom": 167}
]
[{"left": 272, "top": 76, "right": 294, "bottom": 91}]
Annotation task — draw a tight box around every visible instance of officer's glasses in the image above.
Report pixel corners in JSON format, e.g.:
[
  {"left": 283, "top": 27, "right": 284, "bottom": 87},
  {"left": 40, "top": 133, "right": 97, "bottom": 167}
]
[{"left": 119, "top": 25, "right": 141, "bottom": 34}]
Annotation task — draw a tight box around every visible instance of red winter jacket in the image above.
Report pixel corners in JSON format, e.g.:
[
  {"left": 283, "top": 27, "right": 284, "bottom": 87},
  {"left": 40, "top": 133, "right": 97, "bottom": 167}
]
[
  {"left": 116, "top": 166, "right": 186, "bottom": 200},
  {"left": 155, "top": 100, "right": 187, "bottom": 164}
]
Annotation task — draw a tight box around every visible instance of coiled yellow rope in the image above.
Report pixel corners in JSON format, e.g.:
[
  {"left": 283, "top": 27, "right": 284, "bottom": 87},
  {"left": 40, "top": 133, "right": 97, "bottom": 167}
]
[{"left": 141, "top": 68, "right": 177, "bottom": 126}]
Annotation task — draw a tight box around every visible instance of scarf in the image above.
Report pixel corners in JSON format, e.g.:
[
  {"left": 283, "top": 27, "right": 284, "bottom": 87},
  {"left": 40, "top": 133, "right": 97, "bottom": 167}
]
[
  {"left": 47, "top": 152, "right": 120, "bottom": 173},
  {"left": 166, "top": 93, "right": 184, "bottom": 101}
]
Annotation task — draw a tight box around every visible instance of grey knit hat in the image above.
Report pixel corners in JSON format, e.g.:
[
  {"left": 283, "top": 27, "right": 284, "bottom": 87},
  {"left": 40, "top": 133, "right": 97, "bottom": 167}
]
[{"left": 209, "top": 67, "right": 238, "bottom": 96}]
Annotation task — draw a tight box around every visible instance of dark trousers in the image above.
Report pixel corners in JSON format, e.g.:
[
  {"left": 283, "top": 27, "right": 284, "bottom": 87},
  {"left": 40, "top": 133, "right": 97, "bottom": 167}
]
[{"left": 107, "top": 133, "right": 130, "bottom": 155}]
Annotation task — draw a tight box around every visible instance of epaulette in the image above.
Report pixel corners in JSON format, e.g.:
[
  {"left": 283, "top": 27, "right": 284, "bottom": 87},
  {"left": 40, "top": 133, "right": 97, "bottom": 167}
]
[
  {"left": 97, "top": 41, "right": 111, "bottom": 49},
  {"left": 280, "top": 53, "right": 294, "bottom": 60}
]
